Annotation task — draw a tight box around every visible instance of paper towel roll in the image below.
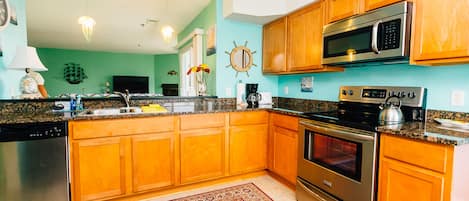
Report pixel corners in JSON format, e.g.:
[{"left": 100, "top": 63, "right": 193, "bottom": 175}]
[{"left": 236, "top": 83, "right": 246, "bottom": 105}]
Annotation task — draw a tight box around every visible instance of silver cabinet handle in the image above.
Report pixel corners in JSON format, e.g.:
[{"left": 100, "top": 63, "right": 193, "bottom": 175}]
[{"left": 371, "top": 20, "right": 382, "bottom": 54}]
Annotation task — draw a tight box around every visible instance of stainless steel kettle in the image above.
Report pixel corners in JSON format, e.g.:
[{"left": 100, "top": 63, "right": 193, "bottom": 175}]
[{"left": 378, "top": 96, "right": 404, "bottom": 125}]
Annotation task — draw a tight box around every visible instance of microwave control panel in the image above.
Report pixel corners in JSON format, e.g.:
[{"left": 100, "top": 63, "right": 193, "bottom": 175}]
[{"left": 380, "top": 19, "right": 401, "bottom": 50}]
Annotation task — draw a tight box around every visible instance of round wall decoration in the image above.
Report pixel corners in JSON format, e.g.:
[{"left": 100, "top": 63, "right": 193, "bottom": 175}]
[
  {"left": 225, "top": 41, "right": 257, "bottom": 77},
  {"left": 0, "top": 0, "right": 11, "bottom": 31}
]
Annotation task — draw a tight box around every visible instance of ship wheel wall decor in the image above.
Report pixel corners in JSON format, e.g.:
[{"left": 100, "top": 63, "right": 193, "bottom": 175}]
[{"left": 225, "top": 41, "right": 257, "bottom": 77}]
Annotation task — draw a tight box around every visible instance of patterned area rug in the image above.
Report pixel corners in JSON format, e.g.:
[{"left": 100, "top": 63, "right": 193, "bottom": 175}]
[{"left": 169, "top": 183, "right": 274, "bottom": 201}]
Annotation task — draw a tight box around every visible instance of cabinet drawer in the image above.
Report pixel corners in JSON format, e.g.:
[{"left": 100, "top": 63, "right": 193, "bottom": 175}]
[
  {"left": 180, "top": 113, "right": 225, "bottom": 130},
  {"left": 271, "top": 113, "right": 299, "bottom": 131},
  {"left": 230, "top": 111, "right": 268, "bottom": 126},
  {"left": 70, "top": 117, "right": 175, "bottom": 139},
  {"left": 381, "top": 134, "right": 452, "bottom": 173}
]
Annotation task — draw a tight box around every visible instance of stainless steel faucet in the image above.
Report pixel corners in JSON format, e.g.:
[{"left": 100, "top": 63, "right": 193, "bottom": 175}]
[{"left": 114, "top": 89, "right": 131, "bottom": 108}]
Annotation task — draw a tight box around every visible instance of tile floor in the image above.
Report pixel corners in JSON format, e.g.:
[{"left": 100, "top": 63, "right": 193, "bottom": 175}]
[{"left": 144, "top": 175, "right": 296, "bottom": 201}]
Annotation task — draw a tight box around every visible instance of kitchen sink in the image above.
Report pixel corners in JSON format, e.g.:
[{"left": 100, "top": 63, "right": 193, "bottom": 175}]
[{"left": 78, "top": 107, "right": 143, "bottom": 116}]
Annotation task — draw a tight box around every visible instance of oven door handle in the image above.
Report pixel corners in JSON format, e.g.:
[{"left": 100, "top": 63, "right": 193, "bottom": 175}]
[
  {"left": 297, "top": 178, "right": 339, "bottom": 201},
  {"left": 371, "top": 20, "right": 382, "bottom": 54},
  {"left": 301, "top": 122, "right": 375, "bottom": 142}
]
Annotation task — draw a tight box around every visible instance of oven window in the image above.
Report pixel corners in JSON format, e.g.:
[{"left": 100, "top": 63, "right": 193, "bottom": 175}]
[
  {"left": 305, "top": 131, "right": 362, "bottom": 181},
  {"left": 323, "top": 26, "right": 372, "bottom": 58}
]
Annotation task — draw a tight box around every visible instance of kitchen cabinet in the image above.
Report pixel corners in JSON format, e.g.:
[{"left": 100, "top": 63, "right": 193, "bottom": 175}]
[
  {"left": 287, "top": 2, "right": 324, "bottom": 71},
  {"left": 378, "top": 134, "right": 469, "bottom": 201},
  {"left": 131, "top": 133, "right": 175, "bottom": 192},
  {"left": 364, "top": 0, "right": 401, "bottom": 11},
  {"left": 180, "top": 128, "right": 225, "bottom": 184},
  {"left": 325, "top": 0, "right": 402, "bottom": 23},
  {"left": 268, "top": 113, "right": 299, "bottom": 184},
  {"left": 411, "top": 0, "right": 469, "bottom": 65},
  {"left": 71, "top": 137, "right": 127, "bottom": 201},
  {"left": 179, "top": 113, "right": 226, "bottom": 184},
  {"left": 69, "top": 116, "right": 177, "bottom": 201},
  {"left": 326, "top": 0, "right": 361, "bottom": 23},
  {"left": 263, "top": 17, "right": 287, "bottom": 73},
  {"left": 262, "top": 1, "right": 344, "bottom": 74},
  {"left": 379, "top": 157, "right": 444, "bottom": 201},
  {"left": 229, "top": 125, "right": 268, "bottom": 174},
  {"left": 229, "top": 111, "right": 269, "bottom": 175}
]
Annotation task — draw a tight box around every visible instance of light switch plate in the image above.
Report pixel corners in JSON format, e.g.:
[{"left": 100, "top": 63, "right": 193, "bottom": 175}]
[
  {"left": 451, "top": 90, "right": 465, "bottom": 106},
  {"left": 225, "top": 87, "right": 232, "bottom": 97},
  {"left": 284, "top": 86, "right": 289, "bottom": 95}
]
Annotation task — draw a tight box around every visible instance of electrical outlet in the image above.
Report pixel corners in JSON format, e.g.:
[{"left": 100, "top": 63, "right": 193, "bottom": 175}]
[
  {"left": 284, "top": 86, "right": 289, "bottom": 95},
  {"left": 225, "top": 88, "right": 232, "bottom": 97},
  {"left": 451, "top": 90, "right": 465, "bottom": 106}
]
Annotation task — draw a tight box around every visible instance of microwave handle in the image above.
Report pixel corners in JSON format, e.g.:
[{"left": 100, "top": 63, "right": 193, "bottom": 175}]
[{"left": 371, "top": 20, "right": 382, "bottom": 54}]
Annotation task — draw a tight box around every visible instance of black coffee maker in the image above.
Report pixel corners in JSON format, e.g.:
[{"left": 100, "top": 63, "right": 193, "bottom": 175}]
[{"left": 246, "top": 83, "right": 261, "bottom": 108}]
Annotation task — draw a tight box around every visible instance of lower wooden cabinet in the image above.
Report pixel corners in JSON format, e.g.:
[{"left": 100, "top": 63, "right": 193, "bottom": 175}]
[
  {"left": 268, "top": 113, "right": 299, "bottom": 184},
  {"left": 379, "top": 157, "right": 444, "bottom": 201},
  {"left": 180, "top": 128, "right": 225, "bottom": 184},
  {"left": 378, "top": 134, "right": 469, "bottom": 201},
  {"left": 229, "top": 124, "right": 268, "bottom": 175},
  {"left": 271, "top": 126, "right": 298, "bottom": 184},
  {"left": 131, "top": 133, "right": 175, "bottom": 192},
  {"left": 71, "top": 137, "right": 126, "bottom": 201}
]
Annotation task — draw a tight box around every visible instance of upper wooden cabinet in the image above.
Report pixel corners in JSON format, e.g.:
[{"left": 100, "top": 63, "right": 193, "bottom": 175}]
[
  {"left": 411, "top": 0, "right": 469, "bottom": 65},
  {"left": 263, "top": 17, "right": 287, "bottom": 73},
  {"left": 326, "top": 0, "right": 361, "bottom": 23},
  {"left": 325, "top": 0, "right": 402, "bottom": 23},
  {"left": 262, "top": 1, "right": 344, "bottom": 74},
  {"left": 364, "top": 0, "right": 401, "bottom": 11},
  {"left": 287, "top": 2, "right": 324, "bottom": 71}
]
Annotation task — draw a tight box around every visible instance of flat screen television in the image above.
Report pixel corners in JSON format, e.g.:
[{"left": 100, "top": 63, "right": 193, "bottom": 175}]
[{"left": 113, "top": 76, "right": 149, "bottom": 93}]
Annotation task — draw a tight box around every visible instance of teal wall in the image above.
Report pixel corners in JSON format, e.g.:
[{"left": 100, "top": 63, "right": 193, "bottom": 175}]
[
  {"left": 215, "top": 0, "right": 278, "bottom": 98},
  {"left": 154, "top": 54, "right": 179, "bottom": 94},
  {"left": 38, "top": 48, "right": 156, "bottom": 97},
  {"left": 0, "top": 0, "right": 27, "bottom": 99},
  {"left": 278, "top": 64, "right": 469, "bottom": 112},
  {"left": 178, "top": 0, "right": 217, "bottom": 96}
]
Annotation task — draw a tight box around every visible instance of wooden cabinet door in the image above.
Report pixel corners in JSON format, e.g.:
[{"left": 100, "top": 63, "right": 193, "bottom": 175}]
[
  {"left": 364, "top": 0, "right": 401, "bottom": 11},
  {"left": 272, "top": 126, "right": 298, "bottom": 184},
  {"left": 287, "top": 2, "right": 324, "bottom": 71},
  {"left": 180, "top": 128, "right": 225, "bottom": 184},
  {"left": 263, "top": 17, "right": 287, "bottom": 73},
  {"left": 131, "top": 133, "right": 174, "bottom": 192},
  {"left": 72, "top": 137, "right": 126, "bottom": 201},
  {"left": 412, "top": 0, "right": 469, "bottom": 63},
  {"left": 378, "top": 158, "right": 445, "bottom": 201},
  {"left": 229, "top": 124, "right": 268, "bottom": 175},
  {"left": 326, "top": 0, "right": 361, "bottom": 23}
]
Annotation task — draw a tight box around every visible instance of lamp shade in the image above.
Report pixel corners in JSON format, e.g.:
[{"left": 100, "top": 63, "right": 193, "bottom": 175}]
[{"left": 8, "top": 46, "right": 48, "bottom": 71}]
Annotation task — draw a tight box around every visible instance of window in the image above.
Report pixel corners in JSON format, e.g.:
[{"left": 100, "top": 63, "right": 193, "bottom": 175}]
[{"left": 178, "top": 29, "right": 204, "bottom": 96}]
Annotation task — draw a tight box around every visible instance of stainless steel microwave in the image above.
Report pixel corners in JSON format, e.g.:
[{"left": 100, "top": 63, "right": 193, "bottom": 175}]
[{"left": 322, "top": 2, "right": 412, "bottom": 65}]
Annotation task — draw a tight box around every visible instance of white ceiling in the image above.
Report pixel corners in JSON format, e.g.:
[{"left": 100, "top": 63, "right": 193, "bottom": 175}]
[{"left": 26, "top": 0, "right": 211, "bottom": 54}]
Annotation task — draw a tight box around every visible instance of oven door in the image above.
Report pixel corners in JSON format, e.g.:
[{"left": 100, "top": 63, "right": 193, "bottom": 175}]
[{"left": 297, "top": 119, "right": 377, "bottom": 201}]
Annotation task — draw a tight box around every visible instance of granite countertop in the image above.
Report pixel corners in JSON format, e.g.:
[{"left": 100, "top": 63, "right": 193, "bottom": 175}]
[
  {"left": 378, "top": 121, "right": 469, "bottom": 146},
  {"left": 0, "top": 104, "right": 307, "bottom": 125}
]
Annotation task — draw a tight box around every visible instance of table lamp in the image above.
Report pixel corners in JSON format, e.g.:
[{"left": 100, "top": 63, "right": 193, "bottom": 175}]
[{"left": 7, "top": 46, "right": 49, "bottom": 99}]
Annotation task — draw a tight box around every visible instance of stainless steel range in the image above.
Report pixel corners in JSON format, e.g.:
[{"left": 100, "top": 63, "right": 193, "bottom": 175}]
[{"left": 296, "top": 86, "right": 426, "bottom": 201}]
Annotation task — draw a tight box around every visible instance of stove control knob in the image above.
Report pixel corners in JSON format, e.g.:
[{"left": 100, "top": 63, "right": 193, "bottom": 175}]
[
  {"left": 342, "top": 90, "right": 347, "bottom": 96},
  {"left": 400, "top": 91, "right": 406, "bottom": 98},
  {"left": 408, "top": 92, "right": 416, "bottom": 99},
  {"left": 348, "top": 90, "right": 354, "bottom": 96}
]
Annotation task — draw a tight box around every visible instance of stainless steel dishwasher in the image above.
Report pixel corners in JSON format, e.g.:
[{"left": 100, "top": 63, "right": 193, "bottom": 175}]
[{"left": 0, "top": 121, "right": 69, "bottom": 201}]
